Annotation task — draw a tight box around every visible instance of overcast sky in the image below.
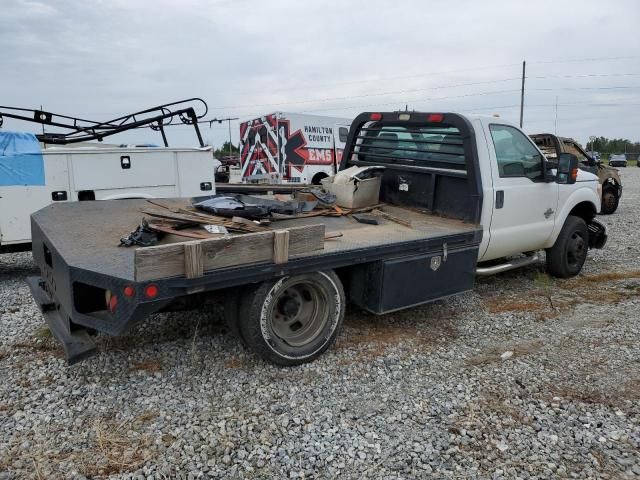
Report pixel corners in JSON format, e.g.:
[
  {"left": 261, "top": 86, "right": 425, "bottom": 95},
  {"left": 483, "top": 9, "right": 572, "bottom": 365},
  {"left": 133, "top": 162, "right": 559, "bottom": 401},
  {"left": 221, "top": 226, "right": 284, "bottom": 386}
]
[{"left": 1, "top": 0, "right": 639, "bottom": 148}]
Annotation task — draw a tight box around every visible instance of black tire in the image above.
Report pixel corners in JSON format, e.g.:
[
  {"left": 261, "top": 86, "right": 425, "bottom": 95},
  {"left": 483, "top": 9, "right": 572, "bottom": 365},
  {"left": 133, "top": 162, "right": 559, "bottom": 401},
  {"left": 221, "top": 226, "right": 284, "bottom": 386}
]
[
  {"left": 546, "top": 215, "right": 589, "bottom": 278},
  {"left": 600, "top": 186, "right": 619, "bottom": 215},
  {"left": 239, "top": 271, "right": 345, "bottom": 366}
]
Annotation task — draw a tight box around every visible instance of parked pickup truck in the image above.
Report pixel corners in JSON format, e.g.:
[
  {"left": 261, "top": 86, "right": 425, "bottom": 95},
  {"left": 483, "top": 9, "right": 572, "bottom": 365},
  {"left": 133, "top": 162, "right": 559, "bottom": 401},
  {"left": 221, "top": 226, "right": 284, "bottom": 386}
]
[
  {"left": 27, "top": 112, "right": 607, "bottom": 366},
  {"left": 531, "top": 133, "right": 622, "bottom": 214}
]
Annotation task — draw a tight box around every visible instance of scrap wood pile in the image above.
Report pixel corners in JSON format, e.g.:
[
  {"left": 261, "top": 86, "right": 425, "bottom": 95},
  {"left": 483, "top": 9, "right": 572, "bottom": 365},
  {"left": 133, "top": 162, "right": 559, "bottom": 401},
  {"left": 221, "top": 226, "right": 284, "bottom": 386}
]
[
  {"left": 121, "top": 166, "right": 418, "bottom": 280},
  {"left": 119, "top": 189, "right": 404, "bottom": 249}
]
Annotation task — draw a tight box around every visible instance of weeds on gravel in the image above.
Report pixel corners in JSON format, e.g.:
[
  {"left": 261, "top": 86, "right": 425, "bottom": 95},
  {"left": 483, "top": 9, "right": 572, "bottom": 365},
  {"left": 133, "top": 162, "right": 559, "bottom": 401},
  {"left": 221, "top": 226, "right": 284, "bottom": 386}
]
[{"left": 84, "top": 416, "right": 154, "bottom": 477}]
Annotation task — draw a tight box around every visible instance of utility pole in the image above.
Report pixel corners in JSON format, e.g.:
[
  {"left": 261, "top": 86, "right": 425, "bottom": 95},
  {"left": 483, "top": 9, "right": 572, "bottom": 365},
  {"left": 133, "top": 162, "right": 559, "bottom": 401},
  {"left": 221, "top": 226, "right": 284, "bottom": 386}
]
[
  {"left": 209, "top": 116, "right": 239, "bottom": 159},
  {"left": 519, "top": 60, "right": 526, "bottom": 128},
  {"left": 554, "top": 96, "right": 558, "bottom": 135}
]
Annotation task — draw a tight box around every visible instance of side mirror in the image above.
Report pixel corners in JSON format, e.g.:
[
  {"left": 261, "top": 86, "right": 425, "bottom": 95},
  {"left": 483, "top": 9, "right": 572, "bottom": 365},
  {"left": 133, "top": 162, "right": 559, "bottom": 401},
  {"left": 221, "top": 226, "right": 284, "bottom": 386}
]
[{"left": 556, "top": 153, "right": 579, "bottom": 184}]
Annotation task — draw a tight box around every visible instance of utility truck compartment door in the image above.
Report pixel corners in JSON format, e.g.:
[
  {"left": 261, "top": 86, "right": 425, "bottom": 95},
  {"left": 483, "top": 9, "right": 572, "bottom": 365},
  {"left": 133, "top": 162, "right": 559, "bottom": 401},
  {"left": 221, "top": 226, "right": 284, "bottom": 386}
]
[
  {"left": 348, "top": 245, "right": 478, "bottom": 314},
  {"left": 70, "top": 150, "right": 176, "bottom": 190}
]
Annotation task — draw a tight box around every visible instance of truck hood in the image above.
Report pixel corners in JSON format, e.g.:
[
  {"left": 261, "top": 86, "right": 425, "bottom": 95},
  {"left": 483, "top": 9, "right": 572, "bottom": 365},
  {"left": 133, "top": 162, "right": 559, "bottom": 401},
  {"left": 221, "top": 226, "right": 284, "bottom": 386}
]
[{"left": 576, "top": 169, "right": 598, "bottom": 182}]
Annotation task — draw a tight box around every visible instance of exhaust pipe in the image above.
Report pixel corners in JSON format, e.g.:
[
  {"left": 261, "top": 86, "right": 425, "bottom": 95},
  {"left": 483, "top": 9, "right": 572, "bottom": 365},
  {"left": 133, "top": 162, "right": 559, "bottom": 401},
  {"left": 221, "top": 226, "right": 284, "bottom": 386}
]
[{"left": 476, "top": 254, "right": 539, "bottom": 276}]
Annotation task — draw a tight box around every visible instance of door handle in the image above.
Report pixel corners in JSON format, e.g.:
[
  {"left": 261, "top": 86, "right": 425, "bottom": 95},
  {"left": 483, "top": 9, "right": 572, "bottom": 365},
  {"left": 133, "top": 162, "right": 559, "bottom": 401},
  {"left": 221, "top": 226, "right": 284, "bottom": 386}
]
[
  {"left": 496, "top": 190, "right": 504, "bottom": 209},
  {"left": 544, "top": 208, "right": 554, "bottom": 218}
]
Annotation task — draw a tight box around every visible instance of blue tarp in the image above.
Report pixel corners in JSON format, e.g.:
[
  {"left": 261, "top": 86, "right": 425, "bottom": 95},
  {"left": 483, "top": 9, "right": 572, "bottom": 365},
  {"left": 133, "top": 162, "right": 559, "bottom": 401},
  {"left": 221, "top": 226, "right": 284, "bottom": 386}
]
[{"left": 0, "top": 131, "right": 45, "bottom": 186}]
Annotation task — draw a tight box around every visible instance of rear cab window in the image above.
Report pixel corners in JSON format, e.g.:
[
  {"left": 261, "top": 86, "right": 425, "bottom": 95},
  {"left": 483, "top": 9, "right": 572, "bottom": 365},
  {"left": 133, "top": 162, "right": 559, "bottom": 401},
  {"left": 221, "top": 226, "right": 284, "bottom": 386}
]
[{"left": 352, "top": 123, "right": 467, "bottom": 171}]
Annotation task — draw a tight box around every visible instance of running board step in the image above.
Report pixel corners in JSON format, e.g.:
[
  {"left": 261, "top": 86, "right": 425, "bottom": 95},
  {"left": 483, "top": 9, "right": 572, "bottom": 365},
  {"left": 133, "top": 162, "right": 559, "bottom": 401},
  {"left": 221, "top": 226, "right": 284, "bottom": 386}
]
[{"left": 476, "top": 254, "right": 539, "bottom": 276}]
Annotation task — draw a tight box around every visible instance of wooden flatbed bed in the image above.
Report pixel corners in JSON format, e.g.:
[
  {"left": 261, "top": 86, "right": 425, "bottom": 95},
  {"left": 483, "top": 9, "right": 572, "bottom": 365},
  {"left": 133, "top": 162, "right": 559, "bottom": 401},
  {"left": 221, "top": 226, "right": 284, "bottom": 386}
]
[{"left": 32, "top": 199, "right": 480, "bottom": 282}]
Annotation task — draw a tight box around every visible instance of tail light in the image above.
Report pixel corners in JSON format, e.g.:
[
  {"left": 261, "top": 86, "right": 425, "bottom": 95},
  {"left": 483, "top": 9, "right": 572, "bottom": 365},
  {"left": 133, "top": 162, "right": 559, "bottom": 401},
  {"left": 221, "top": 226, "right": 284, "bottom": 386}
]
[
  {"left": 144, "top": 284, "right": 159, "bottom": 299},
  {"left": 370, "top": 113, "right": 382, "bottom": 121},
  {"left": 427, "top": 113, "right": 444, "bottom": 123},
  {"left": 123, "top": 285, "right": 135, "bottom": 298}
]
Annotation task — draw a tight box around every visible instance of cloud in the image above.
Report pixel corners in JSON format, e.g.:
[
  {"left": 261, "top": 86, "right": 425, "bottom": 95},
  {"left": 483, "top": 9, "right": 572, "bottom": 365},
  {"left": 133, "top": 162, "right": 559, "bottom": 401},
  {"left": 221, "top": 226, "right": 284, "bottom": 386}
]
[{"left": 1, "top": 0, "right": 639, "bottom": 147}]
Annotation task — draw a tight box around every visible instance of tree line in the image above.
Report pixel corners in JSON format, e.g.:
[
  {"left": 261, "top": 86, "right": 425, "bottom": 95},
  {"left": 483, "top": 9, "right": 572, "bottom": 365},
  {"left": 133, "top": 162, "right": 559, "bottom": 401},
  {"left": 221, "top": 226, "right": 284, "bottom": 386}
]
[{"left": 585, "top": 137, "right": 640, "bottom": 155}]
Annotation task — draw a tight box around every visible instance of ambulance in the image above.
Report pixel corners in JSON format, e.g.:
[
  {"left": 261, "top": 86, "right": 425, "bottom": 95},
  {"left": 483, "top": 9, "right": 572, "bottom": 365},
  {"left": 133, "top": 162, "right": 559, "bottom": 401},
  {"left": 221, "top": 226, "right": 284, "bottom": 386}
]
[{"left": 238, "top": 113, "right": 351, "bottom": 184}]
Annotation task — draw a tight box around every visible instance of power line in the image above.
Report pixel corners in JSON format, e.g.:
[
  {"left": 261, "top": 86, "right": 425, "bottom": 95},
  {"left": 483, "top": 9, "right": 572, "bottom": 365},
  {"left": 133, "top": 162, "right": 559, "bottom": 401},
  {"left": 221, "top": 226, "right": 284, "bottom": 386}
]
[
  {"left": 206, "top": 72, "right": 640, "bottom": 114},
  {"left": 208, "top": 77, "right": 522, "bottom": 111},
  {"left": 528, "top": 55, "right": 640, "bottom": 65}
]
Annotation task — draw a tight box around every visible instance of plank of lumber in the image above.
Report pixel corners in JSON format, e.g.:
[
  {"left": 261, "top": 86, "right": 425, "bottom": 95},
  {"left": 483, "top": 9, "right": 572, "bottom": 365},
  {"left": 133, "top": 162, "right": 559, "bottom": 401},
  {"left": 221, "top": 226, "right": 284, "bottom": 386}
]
[
  {"left": 147, "top": 223, "right": 213, "bottom": 239},
  {"left": 373, "top": 209, "right": 413, "bottom": 228},
  {"left": 142, "top": 209, "right": 261, "bottom": 233},
  {"left": 135, "top": 224, "right": 325, "bottom": 281},
  {"left": 184, "top": 242, "right": 204, "bottom": 278},
  {"left": 273, "top": 230, "right": 290, "bottom": 264}
]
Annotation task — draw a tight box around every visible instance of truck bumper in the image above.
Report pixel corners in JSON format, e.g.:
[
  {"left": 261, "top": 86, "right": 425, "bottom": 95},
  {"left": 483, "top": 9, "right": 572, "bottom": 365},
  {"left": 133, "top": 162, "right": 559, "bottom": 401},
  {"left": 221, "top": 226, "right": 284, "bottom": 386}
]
[
  {"left": 26, "top": 276, "right": 97, "bottom": 364},
  {"left": 588, "top": 219, "right": 607, "bottom": 249}
]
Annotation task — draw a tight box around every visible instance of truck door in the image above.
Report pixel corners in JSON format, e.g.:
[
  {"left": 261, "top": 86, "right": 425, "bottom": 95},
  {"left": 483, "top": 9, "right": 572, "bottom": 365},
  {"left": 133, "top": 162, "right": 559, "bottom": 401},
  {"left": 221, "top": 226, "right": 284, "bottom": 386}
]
[{"left": 481, "top": 123, "right": 558, "bottom": 261}]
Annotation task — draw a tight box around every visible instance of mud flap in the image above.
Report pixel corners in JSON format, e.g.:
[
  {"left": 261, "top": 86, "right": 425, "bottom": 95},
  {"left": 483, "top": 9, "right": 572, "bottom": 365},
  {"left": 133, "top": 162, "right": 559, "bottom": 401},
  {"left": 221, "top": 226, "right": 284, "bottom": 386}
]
[
  {"left": 587, "top": 219, "right": 608, "bottom": 249},
  {"left": 26, "top": 277, "right": 96, "bottom": 364}
]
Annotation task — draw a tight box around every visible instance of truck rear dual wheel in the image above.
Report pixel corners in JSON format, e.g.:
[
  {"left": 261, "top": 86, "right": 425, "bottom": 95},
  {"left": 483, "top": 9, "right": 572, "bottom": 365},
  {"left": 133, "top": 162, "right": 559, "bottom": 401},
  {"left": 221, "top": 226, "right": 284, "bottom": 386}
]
[
  {"left": 546, "top": 215, "right": 589, "bottom": 278},
  {"left": 600, "top": 187, "right": 619, "bottom": 215},
  {"left": 226, "top": 271, "right": 345, "bottom": 365}
]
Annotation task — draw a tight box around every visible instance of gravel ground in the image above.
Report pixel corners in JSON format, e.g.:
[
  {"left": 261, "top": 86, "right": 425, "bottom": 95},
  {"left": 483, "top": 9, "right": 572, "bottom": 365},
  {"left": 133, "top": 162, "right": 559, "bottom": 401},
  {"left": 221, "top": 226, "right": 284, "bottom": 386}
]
[{"left": 1, "top": 168, "right": 639, "bottom": 479}]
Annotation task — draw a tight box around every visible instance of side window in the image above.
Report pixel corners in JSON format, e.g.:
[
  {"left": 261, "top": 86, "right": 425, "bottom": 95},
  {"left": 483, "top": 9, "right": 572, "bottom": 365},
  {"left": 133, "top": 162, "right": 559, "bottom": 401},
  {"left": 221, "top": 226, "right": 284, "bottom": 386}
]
[
  {"left": 563, "top": 141, "right": 589, "bottom": 163},
  {"left": 490, "top": 124, "right": 543, "bottom": 179},
  {"left": 338, "top": 127, "right": 349, "bottom": 143}
]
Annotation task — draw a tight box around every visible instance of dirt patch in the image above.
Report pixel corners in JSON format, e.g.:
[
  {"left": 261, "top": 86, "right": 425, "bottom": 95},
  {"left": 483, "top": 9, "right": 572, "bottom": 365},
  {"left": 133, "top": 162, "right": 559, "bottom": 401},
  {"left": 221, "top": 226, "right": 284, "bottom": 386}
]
[
  {"left": 130, "top": 360, "right": 163, "bottom": 373},
  {"left": 547, "top": 379, "right": 640, "bottom": 409},
  {"left": 567, "top": 270, "right": 640, "bottom": 285},
  {"left": 481, "top": 270, "right": 640, "bottom": 321},
  {"left": 338, "top": 306, "right": 458, "bottom": 361},
  {"left": 224, "top": 356, "right": 244, "bottom": 369}
]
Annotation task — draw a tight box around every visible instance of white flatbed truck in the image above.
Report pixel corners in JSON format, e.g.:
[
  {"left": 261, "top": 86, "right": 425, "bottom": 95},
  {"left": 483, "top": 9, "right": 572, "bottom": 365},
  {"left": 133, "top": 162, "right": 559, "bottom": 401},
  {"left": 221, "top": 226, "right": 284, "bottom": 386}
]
[{"left": 26, "top": 111, "right": 607, "bottom": 365}]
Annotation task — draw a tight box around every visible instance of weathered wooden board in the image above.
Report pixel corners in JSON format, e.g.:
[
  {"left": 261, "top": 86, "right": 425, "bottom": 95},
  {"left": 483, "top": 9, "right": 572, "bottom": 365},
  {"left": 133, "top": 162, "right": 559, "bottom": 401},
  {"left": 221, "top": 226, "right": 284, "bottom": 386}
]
[
  {"left": 135, "top": 224, "right": 325, "bottom": 281},
  {"left": 273, "top": 230, "right": 290, "bottom": 264}
]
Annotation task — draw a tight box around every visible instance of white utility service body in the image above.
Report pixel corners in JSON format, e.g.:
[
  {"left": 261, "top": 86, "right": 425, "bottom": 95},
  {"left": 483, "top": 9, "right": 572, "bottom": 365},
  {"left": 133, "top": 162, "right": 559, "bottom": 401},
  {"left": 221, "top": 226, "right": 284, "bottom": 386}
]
[
  {"left": 238, "top": 112, "right": 351, "bottom": 184},
  {"left": 467, "top": 116, "right": 601, "bottom": 262},
  {"left": 0, "top": 135, "right": 215, "bottom": 250}
]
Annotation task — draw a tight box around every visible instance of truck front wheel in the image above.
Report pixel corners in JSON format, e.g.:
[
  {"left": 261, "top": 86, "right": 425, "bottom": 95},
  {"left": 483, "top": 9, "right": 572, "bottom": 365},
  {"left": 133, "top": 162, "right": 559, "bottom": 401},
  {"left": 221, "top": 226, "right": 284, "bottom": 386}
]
[
  {"left": 239, "top": 271, "right": 345, "bottom": 365},
  {"left": 546, "top": 215, "right": 589, "bottom": 278},
  {"left": 600, "top": 186, "right": 619, "bottom": 214}
]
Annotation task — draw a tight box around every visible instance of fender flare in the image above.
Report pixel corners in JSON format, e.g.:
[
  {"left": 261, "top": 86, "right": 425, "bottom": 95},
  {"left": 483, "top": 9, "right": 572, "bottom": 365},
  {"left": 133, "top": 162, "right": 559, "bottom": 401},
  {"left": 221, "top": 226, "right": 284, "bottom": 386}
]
[{"left": 545, "top": 187, "right": 599, "bottom": 249}]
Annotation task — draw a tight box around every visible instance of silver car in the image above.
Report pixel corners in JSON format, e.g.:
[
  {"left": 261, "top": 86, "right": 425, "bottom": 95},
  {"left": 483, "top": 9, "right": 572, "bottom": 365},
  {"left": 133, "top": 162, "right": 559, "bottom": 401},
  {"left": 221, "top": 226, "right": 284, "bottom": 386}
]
[{"left": 609, "top": 154, "right": 627, "bottom": 167}]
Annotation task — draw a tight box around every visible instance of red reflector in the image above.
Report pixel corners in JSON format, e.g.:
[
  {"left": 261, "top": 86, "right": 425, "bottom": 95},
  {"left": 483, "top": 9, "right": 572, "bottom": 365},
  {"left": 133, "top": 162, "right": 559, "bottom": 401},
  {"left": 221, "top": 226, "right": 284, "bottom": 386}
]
[
  {"left": 108, "top": 295, "right": 118, "bottom": 313},
  {"left": 370, "top": 112, "right": 382, "bottom": 121},
  {"left": 123, "top": 285, "right": 135, "bottom": 298},
  {"left": 427, "top": 113, "right": 444, "bottom": 123},
  {"left": 145, "top": 284, "right": 159, "bottom": 299}
]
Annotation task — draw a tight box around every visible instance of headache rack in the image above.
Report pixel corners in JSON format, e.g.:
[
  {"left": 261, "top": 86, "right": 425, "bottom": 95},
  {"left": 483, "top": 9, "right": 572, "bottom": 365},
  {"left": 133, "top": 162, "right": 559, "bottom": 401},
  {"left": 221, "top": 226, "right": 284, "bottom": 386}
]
[{"left": 0, "top": 98, "right": 208, "bottom": 147}]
